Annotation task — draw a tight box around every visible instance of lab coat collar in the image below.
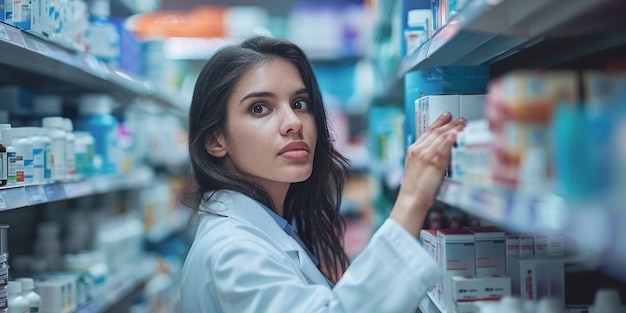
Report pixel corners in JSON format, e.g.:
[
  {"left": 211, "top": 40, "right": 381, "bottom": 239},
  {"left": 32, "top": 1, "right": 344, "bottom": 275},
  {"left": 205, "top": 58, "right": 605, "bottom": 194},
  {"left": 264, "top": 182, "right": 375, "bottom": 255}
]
[{"left": 202, "top": 190, "right": 331, "bottom": 287}]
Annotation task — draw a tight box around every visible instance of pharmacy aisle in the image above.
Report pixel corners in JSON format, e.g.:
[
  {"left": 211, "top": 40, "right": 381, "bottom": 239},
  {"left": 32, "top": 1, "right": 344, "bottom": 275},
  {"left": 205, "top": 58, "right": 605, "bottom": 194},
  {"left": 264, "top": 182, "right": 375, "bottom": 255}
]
[{"left": 369, "top": 0, "right": 626, "bottom": 312}]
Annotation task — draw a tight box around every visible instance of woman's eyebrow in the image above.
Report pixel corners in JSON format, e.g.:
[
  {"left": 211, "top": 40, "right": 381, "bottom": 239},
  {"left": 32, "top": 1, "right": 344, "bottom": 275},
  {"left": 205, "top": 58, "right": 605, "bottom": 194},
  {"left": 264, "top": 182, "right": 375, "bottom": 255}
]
[
  {"left": 239, "top": 88, "right": 309, "bottom": 105},
  {"left": 294, "top": 88, "right": 308, "bottom": 96},
  {"left": 239, "top": 91, "right": 275, "bottom": 105}
]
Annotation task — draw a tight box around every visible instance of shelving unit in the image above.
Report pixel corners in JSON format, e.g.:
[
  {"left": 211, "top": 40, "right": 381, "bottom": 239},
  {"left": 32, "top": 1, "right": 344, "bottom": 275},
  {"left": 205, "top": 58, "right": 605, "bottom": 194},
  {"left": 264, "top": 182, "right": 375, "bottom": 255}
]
[
  {"left": 0, "top": 21, "right": 186, "bottom": 114},
  {"left": 383, "top": 0, "right": 626, "bottom": 103},
  {"left": 0, "top": 13, "right": 187, "bottom": 312},
  {"left": 374, "top": 0, "right": 626, "bottom": 311},
  {"left": 436, "top": 179, "right": 569, "bottom": 235}
]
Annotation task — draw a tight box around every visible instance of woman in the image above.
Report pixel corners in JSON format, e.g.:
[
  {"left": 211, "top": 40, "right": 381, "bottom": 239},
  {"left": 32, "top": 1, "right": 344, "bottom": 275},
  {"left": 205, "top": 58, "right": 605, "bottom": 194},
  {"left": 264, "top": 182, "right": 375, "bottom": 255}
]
[{"left": 179, "top": 36, "right": 465, "bottom": 312}]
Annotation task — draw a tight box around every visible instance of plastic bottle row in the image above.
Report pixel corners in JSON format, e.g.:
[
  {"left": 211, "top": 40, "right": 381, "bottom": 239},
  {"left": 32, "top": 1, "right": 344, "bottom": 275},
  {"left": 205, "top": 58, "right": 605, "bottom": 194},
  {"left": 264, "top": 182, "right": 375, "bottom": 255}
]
[
  {"left": 0, "top": 94, "right": 123, "bottom": 187},
  {"left": 2, "top": 278, "right": 41, "bottom": 313}
]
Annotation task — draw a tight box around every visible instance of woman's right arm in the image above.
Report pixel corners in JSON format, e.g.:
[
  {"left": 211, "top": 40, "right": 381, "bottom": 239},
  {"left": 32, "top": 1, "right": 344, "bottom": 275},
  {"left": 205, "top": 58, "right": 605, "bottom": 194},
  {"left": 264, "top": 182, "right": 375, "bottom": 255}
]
[{"left": 390, "top": 112, "right": 466, "bottom": 238}]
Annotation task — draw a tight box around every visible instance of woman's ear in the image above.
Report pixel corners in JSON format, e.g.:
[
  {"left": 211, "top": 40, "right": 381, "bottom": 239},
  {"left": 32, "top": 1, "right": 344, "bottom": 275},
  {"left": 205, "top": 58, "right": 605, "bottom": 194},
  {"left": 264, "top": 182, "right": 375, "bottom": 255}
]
[{"left": 205, "top": 133, "right": 227, "bottom": 158}]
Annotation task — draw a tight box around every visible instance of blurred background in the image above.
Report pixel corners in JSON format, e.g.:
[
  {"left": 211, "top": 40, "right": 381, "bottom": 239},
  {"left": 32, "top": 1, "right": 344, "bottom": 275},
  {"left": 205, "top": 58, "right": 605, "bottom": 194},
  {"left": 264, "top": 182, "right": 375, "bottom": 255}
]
[{"left": 0, "top": 0, "right": 626, "bottom": 312}]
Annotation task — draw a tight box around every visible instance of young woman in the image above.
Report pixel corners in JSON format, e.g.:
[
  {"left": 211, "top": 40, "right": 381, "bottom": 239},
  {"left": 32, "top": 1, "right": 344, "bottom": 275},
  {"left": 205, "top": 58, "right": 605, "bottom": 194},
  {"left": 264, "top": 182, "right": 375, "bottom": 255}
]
[{"left": 179, "top": 36, "right": 466, "bottom": 313}]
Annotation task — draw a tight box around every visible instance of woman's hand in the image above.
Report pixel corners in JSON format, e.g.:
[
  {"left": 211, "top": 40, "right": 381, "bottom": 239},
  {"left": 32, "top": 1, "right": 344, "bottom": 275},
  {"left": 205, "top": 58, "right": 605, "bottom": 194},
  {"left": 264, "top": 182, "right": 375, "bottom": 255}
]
[{"left": 390, "top": 112, "right": 466, "bottom": 238}]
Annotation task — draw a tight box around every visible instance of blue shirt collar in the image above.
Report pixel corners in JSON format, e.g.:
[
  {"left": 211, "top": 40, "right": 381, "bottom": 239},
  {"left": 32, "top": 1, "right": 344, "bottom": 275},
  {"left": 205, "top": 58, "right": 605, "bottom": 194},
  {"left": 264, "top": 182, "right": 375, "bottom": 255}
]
[
  {"left": 255, "top": 200, "right": 319, "bottom": 266},
  {"left": 255, "top": 200, "right": 294, "bottom": 236}
]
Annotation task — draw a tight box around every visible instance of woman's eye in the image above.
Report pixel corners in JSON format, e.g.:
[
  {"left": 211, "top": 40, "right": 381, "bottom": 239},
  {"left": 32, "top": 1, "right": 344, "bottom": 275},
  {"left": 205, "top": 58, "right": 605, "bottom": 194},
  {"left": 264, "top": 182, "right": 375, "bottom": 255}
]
[
  {"left": 250, "top": 104, "right": 268, "bottom": 114},
  {"left": 293, "top": 100, "right": 309, "bottom": 110}
]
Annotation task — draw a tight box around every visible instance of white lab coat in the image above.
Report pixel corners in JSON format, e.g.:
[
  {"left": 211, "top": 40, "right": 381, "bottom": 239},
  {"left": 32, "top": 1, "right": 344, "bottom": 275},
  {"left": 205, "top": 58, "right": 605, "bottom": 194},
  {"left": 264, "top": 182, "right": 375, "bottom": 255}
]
[{"left": 179, "top": 190, "right": 441, "bottom": 313}]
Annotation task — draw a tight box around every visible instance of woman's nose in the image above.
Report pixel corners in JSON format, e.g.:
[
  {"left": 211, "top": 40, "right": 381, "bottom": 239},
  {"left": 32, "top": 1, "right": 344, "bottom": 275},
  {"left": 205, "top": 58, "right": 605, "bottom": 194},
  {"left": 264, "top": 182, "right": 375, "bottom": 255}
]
[{"left": 280, "top": 107, "right": 303, "bottom": 135}]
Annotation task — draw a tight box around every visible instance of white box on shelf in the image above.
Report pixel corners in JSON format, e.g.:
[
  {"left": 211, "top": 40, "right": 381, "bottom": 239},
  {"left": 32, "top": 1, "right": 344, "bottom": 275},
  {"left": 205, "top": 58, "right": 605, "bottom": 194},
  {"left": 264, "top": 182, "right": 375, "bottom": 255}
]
[
  {"left": 506, "top": 234, "right": 521, "bottom": 296},
  {"left": 459, "top": 94, "right": 487, "bottom": 121},
  {"left": 416, "top": 95, "right": 460, "bottom": 139},
  {"left": 415, "top": 94, "right": 486, "bottom": 140},
  {"left": 437, "top": 228, "right": 476, "bottom": 311},
  {"left": 452, "top": 276, "right": 512, "bottom": 305},
  {"left": 519, "top": 235, "right": 534, "bottom": 258},
  {"left": 519, "top": 258, "right": 565, "bottom": 306},
  {"left": 465, "top": 226, "right": 506, "bottom": 276}
]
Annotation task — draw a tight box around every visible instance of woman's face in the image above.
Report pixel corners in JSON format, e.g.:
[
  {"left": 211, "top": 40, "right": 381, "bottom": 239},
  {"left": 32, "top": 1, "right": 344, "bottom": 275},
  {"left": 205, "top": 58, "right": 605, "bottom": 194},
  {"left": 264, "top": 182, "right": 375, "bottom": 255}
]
[{"left": 216, "top": 58, "right": 317, "bottom": 191}]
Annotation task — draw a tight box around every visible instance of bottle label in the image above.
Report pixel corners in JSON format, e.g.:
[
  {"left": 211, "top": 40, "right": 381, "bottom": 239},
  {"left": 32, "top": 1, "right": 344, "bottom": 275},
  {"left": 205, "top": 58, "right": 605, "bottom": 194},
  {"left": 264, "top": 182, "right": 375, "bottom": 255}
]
[
  {"left": 7, "top": 151, "right": 16, "bottom": 183},
  {"left": 33, "top": 147, "right": 44, "bottom": 169},
  {"left": 0, "top": 151, "right": 5, "bottom": 181},
  {"left": 0, "top": 265, "right": 7, "bottom": 285},
  {"left": 44, "top": 142, "right": 51, "bottom": 179},
  {"left": 0, "top": 285, "right": 6, "bottom": 310},
  {"left": 15, "top": 155, "right": 24, "bottom": 183}
]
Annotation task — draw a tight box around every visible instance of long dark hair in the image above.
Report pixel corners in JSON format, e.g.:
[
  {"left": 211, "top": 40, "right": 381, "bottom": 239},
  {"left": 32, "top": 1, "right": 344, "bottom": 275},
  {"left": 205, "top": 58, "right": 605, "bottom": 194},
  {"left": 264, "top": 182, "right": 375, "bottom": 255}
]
[{"left": 182, "top": 36, "right": 350, "bottom": 282}]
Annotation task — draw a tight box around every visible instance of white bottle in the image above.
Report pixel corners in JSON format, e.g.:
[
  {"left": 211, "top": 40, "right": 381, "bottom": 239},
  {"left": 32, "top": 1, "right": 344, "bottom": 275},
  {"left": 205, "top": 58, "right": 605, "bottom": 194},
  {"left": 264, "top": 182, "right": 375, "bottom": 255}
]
[
  {"left": 6, "top": 281, "right": 29, "bottom": 313},
  {"left": 36, "top": 128, "right": 52, "bottom": 181},
  {"left": 0, "top": 124, "right": 10, "bottom": 185},
  {"left": 41, "top": 117, "right": 66, "bottom": 181},
  {"left": 0, "top": 127, "right": 17, "bottom": 185},
  {"left": 27, "top": 128, "right": 45, "bottom": 184},
  {"left": 12, "top": 128, "right": 34, "bottom": 184},
  {"left": 63, "top": 119, "right": 76, "bottom": 178},
  {"left": 15, "top": 278, "right": 40, "bottom": 313}
]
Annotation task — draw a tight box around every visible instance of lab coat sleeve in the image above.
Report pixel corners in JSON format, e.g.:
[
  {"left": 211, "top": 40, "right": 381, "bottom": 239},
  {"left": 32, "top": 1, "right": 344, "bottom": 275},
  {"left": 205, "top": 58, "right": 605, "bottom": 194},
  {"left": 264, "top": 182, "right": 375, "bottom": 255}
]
[{"left": 210, "top": 218, "right": 441, "bottom": 313}]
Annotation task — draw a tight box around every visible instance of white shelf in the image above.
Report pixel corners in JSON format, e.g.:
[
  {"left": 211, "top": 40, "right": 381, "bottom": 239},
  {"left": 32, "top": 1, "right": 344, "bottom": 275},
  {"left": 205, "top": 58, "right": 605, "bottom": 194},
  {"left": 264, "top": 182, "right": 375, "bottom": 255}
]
[
  {"left": 0, "top": 21, "right": 185, "bottom": 113},
  {"left": 0, "top": 167, "right": 154, "bottom": 212},
  {"left": 74, "top": 257, "right": 157, "bottom": 313},
  {"left": 383, "top": 0, "right": 626, "bottom": 102},
  {"left": 436, "top": 179, "right": 569, "bottom": 235},
  {"left": 398, "top": 0, "right": 621, "bottom": 75}
]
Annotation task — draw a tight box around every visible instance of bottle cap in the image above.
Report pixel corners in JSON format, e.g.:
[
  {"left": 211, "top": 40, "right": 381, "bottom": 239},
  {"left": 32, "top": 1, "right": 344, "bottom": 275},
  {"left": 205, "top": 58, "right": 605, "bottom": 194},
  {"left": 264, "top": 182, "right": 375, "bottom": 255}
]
[
  {"left": 15, "top": 278, "right": 33, "bottom": 291},
  {"left": 90, "top": 0, "right": 111, "bottom": 17},
  {"left": 42, "top": 117, "right": 65, "bottom": 130},
  {"left": 7, "top": 281, "right": 22, "bottom": 294}
]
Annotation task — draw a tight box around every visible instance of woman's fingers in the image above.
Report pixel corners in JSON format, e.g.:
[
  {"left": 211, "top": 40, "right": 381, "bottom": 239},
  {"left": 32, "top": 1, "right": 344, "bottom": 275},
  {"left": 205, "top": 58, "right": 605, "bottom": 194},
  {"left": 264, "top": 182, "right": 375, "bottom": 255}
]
[
  {"left": 427, "top": 111, "right": 453, "bottom": 131},
  {"left": 417, "top": 116, "right": 466, "bottom": 150}
]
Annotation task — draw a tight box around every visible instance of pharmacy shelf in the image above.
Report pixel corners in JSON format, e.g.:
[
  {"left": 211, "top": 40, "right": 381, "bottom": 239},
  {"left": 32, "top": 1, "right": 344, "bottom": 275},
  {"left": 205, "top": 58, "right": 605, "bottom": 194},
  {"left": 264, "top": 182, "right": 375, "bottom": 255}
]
[
  {"left": 437, "top": 178, "right": 626, "bottom": 280},
  {"left": 0, "top": 167, "right": 154, "bottom": 212},
  {"left": 436, "top": 179, "right": 569, "bottom": 235},
  {"left": 74, "top": 257, "right": 157, "bottom": 313},
  {"left": 383, "top": 0, "right": 626, "bottom": 103},
  {"left": 0, "top": 21, "right": 185, "bottom": 113}
]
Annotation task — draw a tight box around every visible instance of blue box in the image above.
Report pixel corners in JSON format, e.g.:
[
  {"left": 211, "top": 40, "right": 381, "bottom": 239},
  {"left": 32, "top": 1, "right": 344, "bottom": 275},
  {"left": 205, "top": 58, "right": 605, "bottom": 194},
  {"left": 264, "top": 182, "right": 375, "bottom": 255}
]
[{"left": 404, "top": 65, "right": 489, "bottom": 147}]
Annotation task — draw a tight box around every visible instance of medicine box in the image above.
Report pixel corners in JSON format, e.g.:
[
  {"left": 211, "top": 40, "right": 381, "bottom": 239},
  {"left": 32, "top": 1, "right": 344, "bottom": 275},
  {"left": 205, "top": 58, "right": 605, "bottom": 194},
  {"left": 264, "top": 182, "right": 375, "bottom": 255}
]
[
  {"left": 437, "top": 228, "right": 476, "bottom": 312},
  {"left": 505, "top": 234, "right": 521, "bottom": 296},
  {"left": 519, "top": 258, "right": 565, "bottom": 307},
  {"left": 404, "top": 65, "right": 489, "bottom": 147},
  {"left": 465, "top": 226, "right": 506, "bottom": 276},
  {"left": 420, "top": 229, "right": 438, "bottom": 260},
  {"left": 451, "top": 276, "right": 511, "bottom": 304},
  {"left": 420, "top": 229, "right": 439, "bottom": 294},
  {"left": 519, "top": 235, "right": 534, "bottom": 258},
  {"left": 415, "top": 94, "right": 486, "bottom": 139}
]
